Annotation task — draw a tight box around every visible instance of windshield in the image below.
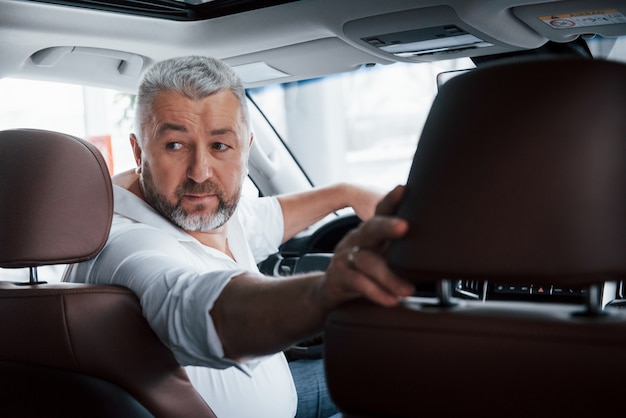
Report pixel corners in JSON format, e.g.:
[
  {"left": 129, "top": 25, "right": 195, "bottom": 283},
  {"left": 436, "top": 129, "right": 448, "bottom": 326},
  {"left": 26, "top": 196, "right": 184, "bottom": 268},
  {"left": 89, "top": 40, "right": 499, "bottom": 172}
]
[
  {"left": 248, "top": 58, "right": 474, "bottom": 192},
  {"left": 248, "top": 35, "right": 626, "bottom": 192}
]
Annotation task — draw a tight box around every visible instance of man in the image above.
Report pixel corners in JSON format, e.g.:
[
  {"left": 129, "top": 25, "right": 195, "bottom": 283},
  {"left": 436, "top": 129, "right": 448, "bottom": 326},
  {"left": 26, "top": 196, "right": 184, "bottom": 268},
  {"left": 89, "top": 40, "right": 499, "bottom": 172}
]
[{"left": 65, "top": 56, "right": 414, "bottom": 417}]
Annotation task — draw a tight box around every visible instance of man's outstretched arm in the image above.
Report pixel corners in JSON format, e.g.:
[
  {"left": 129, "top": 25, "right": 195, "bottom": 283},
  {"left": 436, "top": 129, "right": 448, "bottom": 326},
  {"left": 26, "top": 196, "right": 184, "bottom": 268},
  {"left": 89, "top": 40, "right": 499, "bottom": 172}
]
[{"left": 211, "top": 186, "right": 414, "bottom": 361}]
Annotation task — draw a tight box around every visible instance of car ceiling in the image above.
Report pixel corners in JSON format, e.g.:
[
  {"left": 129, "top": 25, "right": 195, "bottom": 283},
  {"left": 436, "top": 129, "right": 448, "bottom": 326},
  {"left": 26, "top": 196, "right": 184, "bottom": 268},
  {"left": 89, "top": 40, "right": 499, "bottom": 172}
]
[{"left": 1, "top": 0, "right": 625, "bottom": 92}]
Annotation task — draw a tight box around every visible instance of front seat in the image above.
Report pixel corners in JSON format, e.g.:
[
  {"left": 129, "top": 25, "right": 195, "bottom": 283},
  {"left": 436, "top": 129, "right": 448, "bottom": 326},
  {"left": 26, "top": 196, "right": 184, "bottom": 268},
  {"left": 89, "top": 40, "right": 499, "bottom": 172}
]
[
  {"left": 0, "top": 129, "right": 216, "bottom": 417},
  {"left": 324, "top": 58, "right": 626, "bottom": 417}
]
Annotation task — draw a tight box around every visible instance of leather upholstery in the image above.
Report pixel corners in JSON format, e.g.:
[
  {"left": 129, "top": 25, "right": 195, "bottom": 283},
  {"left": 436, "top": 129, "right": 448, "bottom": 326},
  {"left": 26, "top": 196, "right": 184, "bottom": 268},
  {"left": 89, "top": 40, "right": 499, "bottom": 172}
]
[
  {"left": 326, "top": 299, "right": 626, "bottom": 417},
  {"left": 0, "top": 129, "right": 215, "bottom": 417},
  {"left": 0, "top": 360, "right": 154, "bottom": 417},
  {"left": 388, "top": 59, "right": 626, "bottom": 285},
  {"left": 324, "top": 59, "right": 626, "bottom": 417},
  {"left": 0, "top": 129, "right": 112, "bottom": 267}
]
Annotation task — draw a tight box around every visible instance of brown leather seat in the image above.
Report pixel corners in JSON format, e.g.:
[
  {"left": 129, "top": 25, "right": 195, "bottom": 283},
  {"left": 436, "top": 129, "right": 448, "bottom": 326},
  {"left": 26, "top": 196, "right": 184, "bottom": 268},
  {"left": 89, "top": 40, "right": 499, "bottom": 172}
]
[
  {"left": 324, "top": 59, "right": 626, "bottom": 417},
  {"left": 0, "top": 129, "right": 215, "bottom": 417}
]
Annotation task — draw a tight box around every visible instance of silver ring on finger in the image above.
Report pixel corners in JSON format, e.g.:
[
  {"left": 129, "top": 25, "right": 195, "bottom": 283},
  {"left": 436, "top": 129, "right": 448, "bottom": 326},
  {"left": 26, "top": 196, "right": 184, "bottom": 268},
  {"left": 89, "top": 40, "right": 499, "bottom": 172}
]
[{"left": 346, "top": 246, "right": 360, "bottom": 269}]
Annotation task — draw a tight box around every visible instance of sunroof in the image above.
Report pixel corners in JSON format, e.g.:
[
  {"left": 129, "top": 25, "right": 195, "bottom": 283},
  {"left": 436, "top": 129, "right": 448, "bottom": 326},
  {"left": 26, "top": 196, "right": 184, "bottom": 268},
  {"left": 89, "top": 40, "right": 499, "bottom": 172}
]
[
  {"left": 171, "top": 0, "right": 214, "bottom": 4},
  {"left": 170, "top": 0, "right": 223, "bottom": 4},
  {"left": 31, "top": 0, "right": 299, "bottom": 21}
]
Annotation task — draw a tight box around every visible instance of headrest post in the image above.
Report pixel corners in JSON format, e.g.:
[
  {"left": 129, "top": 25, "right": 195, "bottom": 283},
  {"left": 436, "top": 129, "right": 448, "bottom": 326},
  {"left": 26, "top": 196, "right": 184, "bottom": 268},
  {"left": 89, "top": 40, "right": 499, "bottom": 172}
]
[
  {"left": 583, "top": 284, "right": 604, "bottom": 317},
  {"left": 29, "top": 267, "right": 40, "bottom": 284},
  {"left": 436, "top": 279, "right": 457, "bottom": 307}
]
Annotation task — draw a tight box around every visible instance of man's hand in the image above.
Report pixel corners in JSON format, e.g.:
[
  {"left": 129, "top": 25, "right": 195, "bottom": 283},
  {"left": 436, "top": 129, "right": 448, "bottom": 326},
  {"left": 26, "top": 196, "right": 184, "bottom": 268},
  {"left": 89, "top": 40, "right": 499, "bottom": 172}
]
[
  {"left": 320, "top": 185, "right": 415, "bottom": 309},
  {"left": 344, "top": 184, "right": 384, "bottom": 221}
]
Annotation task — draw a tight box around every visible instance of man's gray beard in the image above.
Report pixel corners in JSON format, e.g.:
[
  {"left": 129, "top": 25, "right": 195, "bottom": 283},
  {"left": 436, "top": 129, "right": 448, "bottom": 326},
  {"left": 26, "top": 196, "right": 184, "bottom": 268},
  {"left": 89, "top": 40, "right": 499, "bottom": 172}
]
[
  {"left": 140, "top": 164, "right": 240, "bottom": 232},
  {"left": 169, "top": 200, "right": 236, "bottom": 232}
]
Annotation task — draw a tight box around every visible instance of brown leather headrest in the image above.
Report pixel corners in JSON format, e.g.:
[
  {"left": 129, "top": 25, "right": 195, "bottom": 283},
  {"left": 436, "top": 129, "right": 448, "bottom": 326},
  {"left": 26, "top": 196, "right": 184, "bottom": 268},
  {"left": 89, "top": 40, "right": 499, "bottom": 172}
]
[
  {"left": 388, "top": 59, "right": 626, "bottom": 285},
  {"left": 0, "top": 129, "right": 113, "bottom": 267}
]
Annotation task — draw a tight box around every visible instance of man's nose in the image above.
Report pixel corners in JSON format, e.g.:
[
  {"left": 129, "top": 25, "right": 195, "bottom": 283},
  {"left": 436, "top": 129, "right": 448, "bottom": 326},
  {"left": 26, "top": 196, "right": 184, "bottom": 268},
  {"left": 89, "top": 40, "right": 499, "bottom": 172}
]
[{"left": 187, "top": 149, "right": 213, "bottom": 183}]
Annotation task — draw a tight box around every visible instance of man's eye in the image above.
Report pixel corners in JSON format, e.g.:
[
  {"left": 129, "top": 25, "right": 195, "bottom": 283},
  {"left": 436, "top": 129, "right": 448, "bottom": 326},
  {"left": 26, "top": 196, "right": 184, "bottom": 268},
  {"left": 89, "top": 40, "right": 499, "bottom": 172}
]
[
  {"left": 166, "top": 142, "right": 183, "bottom": 150},
  {"left": 213, "top": 142, "right": 230, "bottom": 151}
]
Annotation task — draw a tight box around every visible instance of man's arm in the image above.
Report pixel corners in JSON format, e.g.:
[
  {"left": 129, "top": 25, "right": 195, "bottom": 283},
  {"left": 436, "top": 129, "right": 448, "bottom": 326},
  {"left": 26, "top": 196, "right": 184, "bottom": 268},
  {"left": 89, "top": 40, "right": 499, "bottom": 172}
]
[
  {"left": 211, "top": 185, "right": 414, "bottom": 361},
  {"left": 276, "top": 183, "right": 383, "bottom": 243}
]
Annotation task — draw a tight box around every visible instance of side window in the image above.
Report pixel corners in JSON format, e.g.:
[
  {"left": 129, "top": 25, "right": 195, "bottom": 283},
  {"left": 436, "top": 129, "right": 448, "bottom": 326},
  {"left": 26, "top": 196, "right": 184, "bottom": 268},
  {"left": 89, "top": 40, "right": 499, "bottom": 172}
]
[
  {"left": 0, "top": 78, "right": 262, "bottom": 190},
  {"left": 0, "top": 78, "right": 136, "bottom": 175}
]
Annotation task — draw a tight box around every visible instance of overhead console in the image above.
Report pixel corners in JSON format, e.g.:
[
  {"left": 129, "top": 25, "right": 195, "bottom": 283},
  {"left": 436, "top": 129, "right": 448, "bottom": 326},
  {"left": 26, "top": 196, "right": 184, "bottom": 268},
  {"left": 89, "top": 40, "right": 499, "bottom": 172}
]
[
  {"left": 343, "top": 6, "right": 530, "bottom": 63},
  {"left": 343, "top": 2, "right": 626, "bottom": 63}
]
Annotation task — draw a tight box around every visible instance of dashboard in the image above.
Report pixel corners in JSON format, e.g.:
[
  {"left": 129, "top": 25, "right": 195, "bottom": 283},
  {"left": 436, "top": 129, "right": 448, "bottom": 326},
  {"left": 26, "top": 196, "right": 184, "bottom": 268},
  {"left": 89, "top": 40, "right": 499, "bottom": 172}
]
[{"left": 259, "top": 213, "right": 620, "bottom": 307}]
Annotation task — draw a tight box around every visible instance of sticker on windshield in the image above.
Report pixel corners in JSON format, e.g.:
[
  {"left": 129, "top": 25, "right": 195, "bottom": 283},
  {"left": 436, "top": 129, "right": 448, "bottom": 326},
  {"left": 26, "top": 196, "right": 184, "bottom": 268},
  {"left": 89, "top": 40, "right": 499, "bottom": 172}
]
[{"left": 539, "top": 9, "right": 626, "bottom": 29}]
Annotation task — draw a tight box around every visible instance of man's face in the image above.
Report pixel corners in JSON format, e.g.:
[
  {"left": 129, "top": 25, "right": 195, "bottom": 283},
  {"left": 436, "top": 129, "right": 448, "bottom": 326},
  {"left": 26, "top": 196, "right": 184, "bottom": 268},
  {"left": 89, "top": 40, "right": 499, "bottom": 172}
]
[{"left": 133, "top": 89, "right": 252, "bottom": 232}]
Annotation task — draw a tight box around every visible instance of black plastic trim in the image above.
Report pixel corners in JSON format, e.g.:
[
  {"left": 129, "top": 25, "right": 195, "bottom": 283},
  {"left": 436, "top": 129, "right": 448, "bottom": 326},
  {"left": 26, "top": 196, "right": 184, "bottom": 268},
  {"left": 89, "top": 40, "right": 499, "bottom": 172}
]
[{"left": 30, "top": 0, "right": 298, "bottom": 21}]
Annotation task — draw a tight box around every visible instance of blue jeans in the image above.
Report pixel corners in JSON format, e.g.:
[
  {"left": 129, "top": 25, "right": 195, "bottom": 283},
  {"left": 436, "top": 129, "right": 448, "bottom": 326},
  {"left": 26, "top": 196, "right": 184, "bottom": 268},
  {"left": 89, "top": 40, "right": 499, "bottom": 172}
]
[{"left": 288, "top": 359, "right": 340, "bottom": 418}]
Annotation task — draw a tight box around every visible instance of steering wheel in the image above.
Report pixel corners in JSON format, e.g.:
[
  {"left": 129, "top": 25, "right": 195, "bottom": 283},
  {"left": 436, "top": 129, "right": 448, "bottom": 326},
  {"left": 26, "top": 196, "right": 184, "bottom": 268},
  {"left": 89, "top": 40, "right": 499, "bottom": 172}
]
[
  {"left": 304, "top": 213, "right": 362, "bottom": 253},
  {"left": 258, "top": 213, "right": 361, "bottom": 276}
]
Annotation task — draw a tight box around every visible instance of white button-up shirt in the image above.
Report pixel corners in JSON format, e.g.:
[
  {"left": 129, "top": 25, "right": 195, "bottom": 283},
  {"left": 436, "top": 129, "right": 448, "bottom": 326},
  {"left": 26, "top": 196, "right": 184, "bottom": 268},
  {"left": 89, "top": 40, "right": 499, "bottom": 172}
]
[{"left": 66, "top": 185, "right": 297, "bottom": 417}]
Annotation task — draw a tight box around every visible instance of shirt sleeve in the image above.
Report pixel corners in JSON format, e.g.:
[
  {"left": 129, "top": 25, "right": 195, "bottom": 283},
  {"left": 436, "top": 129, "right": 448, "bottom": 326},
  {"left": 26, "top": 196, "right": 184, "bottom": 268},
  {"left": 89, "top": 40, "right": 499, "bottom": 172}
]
[
  {"left": 237, "top": 196, "right": 284, "bottom": 263},
  {"left": 68, "top": 222, "right": 246, "bottom": 371}
]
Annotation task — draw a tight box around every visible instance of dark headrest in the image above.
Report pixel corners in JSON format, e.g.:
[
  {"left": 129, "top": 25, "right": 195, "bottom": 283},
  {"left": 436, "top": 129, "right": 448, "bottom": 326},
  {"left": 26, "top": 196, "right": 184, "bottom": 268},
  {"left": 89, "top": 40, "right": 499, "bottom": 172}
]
[
  {"left": 0, "top": 129, "right": 113, "bottom": 268},
  {"left": 389, "top": 59, "right": 626, "bottom": 285}
]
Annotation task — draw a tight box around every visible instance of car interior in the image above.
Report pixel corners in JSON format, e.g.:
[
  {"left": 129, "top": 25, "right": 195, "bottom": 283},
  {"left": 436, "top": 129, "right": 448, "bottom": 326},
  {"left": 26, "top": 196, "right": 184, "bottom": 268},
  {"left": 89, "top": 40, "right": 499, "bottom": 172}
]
[{"left": 0, "top": 0, "right": 625, "bottom": 416}]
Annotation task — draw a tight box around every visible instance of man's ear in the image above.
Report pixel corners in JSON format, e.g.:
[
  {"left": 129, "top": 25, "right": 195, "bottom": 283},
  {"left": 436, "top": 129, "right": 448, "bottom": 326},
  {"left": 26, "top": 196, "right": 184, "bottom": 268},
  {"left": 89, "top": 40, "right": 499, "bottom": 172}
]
[{"left": 130, "top": 134, "right": 143, "bottom": 172}]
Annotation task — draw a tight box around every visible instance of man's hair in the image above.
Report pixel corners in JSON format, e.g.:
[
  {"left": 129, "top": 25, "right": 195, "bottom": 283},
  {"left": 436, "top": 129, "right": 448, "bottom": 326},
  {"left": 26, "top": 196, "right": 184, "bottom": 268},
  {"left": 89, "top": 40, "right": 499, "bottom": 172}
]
[{"left": 134, "top": 56, "right": 249, "bottom": 144}]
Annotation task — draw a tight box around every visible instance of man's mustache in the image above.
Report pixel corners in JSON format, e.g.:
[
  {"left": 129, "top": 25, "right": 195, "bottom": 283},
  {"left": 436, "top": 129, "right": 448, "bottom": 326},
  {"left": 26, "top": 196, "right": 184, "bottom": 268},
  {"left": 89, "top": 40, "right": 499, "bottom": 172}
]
[{"left": 176, "top": 179, "right": 223, "bottom": 198}]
